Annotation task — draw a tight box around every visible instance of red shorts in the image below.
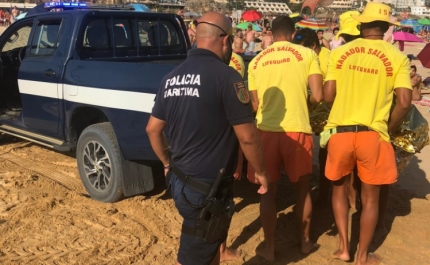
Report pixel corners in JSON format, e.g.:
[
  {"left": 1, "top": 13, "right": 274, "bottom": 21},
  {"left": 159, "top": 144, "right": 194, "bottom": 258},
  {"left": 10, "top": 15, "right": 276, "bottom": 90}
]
[
  {"left": 325, "top": 131, "right": 397, "bottom": 185},
  {"left": 247, "top": 131, "right": 313, "bottom": 183}
]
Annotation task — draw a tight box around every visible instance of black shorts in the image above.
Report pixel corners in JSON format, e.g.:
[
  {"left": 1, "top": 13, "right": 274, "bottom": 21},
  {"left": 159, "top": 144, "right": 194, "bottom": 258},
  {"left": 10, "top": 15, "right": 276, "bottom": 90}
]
[{"left": 170, "top": 173, "right": 229, "bottom": 265}]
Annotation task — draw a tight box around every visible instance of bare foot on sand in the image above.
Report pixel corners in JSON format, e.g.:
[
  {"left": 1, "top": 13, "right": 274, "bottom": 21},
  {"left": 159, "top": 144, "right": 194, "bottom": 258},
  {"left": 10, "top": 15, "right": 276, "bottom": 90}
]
[
  {"left": 332, "top": 249, "right": 350, "bottom": 261},
  {"left": 356, "top": 253, "right": 382, "bottom": 265},
  {"left": 301, "top": 240, "right": 319, "bottom": 254},
  {"left": 220, "top": 247, "right": 241, "bottom": 263},
  {"left": 256, "top": 247, "right": 275, "bottom": 261}
]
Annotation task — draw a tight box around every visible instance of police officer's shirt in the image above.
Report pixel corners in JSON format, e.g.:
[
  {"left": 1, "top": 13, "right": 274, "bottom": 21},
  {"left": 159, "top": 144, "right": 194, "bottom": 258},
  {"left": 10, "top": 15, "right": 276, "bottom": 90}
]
[{"left": 152, "top": 49, "right": 254, "bottom": 181}]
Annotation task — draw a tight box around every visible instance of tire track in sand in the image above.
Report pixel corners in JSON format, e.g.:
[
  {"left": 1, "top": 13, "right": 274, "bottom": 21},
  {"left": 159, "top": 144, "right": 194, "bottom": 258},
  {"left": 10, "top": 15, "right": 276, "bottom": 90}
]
[{"left": 0, "top": 152, "right": 86, "bottom": 195}]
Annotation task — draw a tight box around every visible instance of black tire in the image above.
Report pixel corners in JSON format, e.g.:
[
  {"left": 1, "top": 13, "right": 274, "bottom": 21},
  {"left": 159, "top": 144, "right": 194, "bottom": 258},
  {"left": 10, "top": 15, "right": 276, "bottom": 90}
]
[{"left": 76, "top": 122, "right": 124, "bottom": 202}]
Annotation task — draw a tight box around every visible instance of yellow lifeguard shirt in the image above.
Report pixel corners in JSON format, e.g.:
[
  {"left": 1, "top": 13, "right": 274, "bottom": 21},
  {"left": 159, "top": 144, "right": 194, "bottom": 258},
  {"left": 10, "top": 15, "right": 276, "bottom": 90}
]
[
  {"left": 229, "top": 52, "right": 245, "bottom": 77},
  {"left": 319, "top": 46, "right": 330, "bottom": 80},
  {"left": 248, "top": 41, "right": 322, "bottom": 133},
  {"left": 324, "top": 38, "right": 412, "bottom": 142}
]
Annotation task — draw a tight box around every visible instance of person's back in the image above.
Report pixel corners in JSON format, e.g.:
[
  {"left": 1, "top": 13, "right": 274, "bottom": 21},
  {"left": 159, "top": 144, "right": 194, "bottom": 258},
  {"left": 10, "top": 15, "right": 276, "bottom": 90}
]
[
  {"left": 159, "top": 52, "right": 245, "bottom": 178},
  {"left": 249, "top": 41, "right": 319, "bottom": 133},
  {"left": 325, "top": 38, "right": 410, "bottom": 141},
  {"left": 229, "top": 52, "right": 245, "bottom": 77}
]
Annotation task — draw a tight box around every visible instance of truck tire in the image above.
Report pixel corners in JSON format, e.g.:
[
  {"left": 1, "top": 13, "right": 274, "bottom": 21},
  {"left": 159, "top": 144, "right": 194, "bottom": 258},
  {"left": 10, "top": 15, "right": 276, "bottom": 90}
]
[{"left": 76, "top": 122, "right": 124, "bottom": 202}]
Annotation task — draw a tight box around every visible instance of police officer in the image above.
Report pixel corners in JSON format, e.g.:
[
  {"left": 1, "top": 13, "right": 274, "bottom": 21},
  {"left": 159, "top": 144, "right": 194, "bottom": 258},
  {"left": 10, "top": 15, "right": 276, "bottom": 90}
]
[{"left": 146, "top": 12, "right": 269, "bottom": 265}]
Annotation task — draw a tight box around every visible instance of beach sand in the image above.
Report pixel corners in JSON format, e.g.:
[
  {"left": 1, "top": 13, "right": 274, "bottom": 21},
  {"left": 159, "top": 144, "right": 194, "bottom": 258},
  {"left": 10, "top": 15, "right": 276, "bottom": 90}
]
[{"left": 0, "top": 27, "right": 429, "bottom": 265}]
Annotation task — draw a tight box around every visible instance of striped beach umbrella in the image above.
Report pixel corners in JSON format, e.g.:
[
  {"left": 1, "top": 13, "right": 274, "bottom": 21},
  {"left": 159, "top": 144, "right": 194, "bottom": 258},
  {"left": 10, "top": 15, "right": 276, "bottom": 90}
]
[
  {"left": 296, "top": 18, "right": 329, "bottom": 30},
  {"left": 400, "top": 19, "right": 422, "bottom": 33}
]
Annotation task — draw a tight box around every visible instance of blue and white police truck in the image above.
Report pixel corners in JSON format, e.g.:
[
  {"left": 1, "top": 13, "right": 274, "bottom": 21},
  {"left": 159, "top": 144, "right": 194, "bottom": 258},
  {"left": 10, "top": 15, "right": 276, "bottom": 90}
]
[{"left": 0, "top": 2, "right": 190, "bottom": 202}]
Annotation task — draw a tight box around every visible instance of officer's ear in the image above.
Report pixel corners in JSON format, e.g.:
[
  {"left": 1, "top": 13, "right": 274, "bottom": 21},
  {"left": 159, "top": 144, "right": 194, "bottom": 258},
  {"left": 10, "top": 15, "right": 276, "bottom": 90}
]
[{"left": 222, "top": 35, "right": 230, "bottom": 47}]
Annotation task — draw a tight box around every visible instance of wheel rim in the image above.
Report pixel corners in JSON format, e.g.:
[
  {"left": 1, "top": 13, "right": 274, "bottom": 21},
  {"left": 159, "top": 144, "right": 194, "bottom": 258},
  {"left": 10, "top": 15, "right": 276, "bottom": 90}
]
[{"left": 82, "top": 140, "right": 112, "bottom": 192}]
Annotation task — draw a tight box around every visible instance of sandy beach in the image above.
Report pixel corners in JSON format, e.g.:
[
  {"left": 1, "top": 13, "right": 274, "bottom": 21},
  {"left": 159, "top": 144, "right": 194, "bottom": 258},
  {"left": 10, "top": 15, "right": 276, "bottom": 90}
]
[{"left": 0, "top": 27, "right": 429, "bottom": 264}]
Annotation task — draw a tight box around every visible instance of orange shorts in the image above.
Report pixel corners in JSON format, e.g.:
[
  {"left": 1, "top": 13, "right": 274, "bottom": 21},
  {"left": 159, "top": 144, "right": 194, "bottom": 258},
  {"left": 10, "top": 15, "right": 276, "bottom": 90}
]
[
  {"left": 325, "top": 131, "right": 397, "bottom": 185},
  {"left": 247, "top": 131, "right": 313, "bottom": 183}
]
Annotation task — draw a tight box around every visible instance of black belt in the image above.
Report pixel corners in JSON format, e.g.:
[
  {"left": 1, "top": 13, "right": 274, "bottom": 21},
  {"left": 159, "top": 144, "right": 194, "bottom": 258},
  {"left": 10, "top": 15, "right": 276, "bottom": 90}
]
[
  {"left": 332, "top": 125, "right": 373, "bottom": 133},
  {"left": 172, "top": 165, "right": 212, "bottom": 195}
]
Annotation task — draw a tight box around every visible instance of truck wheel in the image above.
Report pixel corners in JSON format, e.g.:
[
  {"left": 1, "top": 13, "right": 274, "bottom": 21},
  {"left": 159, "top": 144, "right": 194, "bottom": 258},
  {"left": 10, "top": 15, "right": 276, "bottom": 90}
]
[{"left": 77, "top": 122, "right": 124, "bottom": 202}]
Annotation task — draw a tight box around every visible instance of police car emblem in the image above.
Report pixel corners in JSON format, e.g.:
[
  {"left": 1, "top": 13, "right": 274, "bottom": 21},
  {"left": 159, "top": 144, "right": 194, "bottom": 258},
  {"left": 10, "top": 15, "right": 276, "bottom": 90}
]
[{"left": 234, "top": 82, "right": 250, "bottom": 104}]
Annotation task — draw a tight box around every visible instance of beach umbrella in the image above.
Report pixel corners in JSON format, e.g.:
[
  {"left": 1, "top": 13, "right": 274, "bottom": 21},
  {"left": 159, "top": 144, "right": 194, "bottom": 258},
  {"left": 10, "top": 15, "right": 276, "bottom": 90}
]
[
  {"left": 236, "top": 22, "right": 262, "bottom": 32},
  {"left": 417, "top": 18, "right": 430, "bottom": 26},
  {"left": 393, "top": 32, "right": 423, "bottom": 42},
  {"left": 242, "top": 10, "right": 262, "bottom": 22},
  {"left": 296, "top": 18, "right": 329, "bottom": 30},
  {"left": 417, "top": 43, "right": 430, "bottom": 68},
  {"left": 400, "top": 19, "right": 422, "bottom": 33}
]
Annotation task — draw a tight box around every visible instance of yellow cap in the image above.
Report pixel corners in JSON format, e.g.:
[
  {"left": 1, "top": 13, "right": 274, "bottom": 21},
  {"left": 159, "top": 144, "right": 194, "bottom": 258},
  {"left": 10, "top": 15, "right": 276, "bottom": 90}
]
[
  {"left": 352, "top": 2, "right": 400, "bottom": 26},
  {"left": 339, "top": 11, "right": 360, "bottom": 24},
  {"left": 336, "top": 16, "right": 361, "bottom": 39}
]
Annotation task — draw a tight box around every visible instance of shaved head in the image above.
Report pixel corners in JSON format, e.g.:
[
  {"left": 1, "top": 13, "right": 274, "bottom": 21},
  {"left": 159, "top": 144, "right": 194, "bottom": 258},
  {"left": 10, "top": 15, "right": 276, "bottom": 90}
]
[
  {"left": 196, "top": 12, "right": 232, "bottom": 39},
  {"left": 195, "top": 11, "right": 233, "bottom": 64}
]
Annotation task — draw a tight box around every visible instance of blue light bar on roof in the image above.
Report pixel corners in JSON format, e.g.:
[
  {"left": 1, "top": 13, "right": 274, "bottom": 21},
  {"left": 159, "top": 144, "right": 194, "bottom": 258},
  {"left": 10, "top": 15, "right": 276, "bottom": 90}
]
[{"left": 44, "top": 2, "right": 88, "bottom": 8}]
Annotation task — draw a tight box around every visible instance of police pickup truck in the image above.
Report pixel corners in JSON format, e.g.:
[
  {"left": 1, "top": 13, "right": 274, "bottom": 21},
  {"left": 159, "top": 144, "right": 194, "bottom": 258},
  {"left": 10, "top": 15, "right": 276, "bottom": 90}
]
[{"left": 0, "top": 3, "right": 190, "bottom": 202}]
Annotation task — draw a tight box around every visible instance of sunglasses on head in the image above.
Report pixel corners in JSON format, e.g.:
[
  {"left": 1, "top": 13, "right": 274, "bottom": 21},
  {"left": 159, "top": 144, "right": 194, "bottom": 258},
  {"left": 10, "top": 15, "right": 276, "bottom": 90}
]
[{"left": 197, "top": 21, "right": 233, "bottom": 44}]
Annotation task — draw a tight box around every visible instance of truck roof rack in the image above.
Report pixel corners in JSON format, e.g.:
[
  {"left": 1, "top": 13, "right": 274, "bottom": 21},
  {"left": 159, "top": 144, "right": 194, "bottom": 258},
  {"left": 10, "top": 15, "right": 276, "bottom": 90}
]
[{"left": 43, "top": 2, "right": 135, "bottom": 11}]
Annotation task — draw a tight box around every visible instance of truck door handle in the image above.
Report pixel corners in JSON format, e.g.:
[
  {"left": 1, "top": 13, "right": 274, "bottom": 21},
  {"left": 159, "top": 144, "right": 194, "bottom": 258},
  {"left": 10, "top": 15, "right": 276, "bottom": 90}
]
[{"left": 43, "top": 70, "right": 56, "bottom": 77}]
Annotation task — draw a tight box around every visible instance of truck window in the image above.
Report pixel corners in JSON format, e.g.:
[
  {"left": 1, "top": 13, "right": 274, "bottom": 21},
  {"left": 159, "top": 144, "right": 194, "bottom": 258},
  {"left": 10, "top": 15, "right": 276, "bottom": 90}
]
[
  {"left": 30, "top": 20, "right": 62, "bottom": 57},
  {"left": 77, "top": 16, "right": 184, "bottom": 59},
  {"left": 139, "top": 19, "right": 182, "bottom": 55},
  {"left": 2, "top": 25, "right": 32, "bottom": 53},
  {"left": 79, "top": 18, "right": 112, "bottom": 59}
]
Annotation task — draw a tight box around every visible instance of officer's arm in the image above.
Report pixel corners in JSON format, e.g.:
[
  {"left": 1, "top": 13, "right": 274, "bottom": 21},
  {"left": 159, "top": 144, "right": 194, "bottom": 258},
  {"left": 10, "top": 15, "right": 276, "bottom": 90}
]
[
  {"left": 146, "top": 115, "right": 170, "bottom": 167},
  {"left": 323, "top": 80, "right": 336, "bottom": 108},
  {"left": 388, "top": 87, "right": 412, "bottom": 136},
  {"left": 233, "top": 122, "right": 268, "bottom": 194}
]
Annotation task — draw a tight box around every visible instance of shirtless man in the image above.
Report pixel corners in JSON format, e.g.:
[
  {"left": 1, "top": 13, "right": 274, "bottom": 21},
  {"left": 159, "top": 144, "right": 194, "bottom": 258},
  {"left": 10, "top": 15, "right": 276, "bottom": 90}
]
[
  {"left": 245, "top": 23, "right": 260, "bottom": 55},
  {"left": 233, "top": 29, "right": 245, "bottom": 54},
  {"left": 261, "top": 26, "right": 273, "bottom": 49},
  {"left": 411, "top": 65, "right": 422, "bottom": 101}
]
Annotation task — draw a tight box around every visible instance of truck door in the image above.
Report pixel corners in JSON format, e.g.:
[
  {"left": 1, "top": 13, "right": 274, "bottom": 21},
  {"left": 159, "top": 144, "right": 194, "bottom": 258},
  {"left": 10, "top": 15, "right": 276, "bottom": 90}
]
[{"left": 18, "top": 14, "right": 71, "bottom": 137}]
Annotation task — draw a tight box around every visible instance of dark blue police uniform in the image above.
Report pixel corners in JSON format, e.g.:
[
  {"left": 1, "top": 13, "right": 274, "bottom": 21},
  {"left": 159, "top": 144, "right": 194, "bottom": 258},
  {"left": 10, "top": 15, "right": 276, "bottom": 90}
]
[{"left": 151, "top": 48, "right": 254, "bottom": 265}]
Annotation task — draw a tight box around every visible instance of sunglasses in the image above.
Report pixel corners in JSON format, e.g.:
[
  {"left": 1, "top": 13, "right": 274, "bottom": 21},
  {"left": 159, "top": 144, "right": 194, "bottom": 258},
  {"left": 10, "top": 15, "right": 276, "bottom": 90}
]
[{"left": 197, "top": 21, "right": 234, "bottom": 44}]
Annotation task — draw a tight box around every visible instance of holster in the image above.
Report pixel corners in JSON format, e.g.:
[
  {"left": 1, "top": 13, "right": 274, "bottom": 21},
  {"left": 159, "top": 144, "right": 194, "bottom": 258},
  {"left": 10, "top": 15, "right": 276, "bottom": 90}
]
[
  {"left": 171, "top": 161, "right": 235, "bottom": 243},
  {"left": 182, "top": 188, "right": 235, "bottom": 243}
]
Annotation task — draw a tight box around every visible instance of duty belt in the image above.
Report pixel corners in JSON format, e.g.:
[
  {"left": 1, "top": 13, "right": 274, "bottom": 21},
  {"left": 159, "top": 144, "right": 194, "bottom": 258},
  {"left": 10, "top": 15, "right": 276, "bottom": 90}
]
[
  {"left": 332, "top": 125, "right": 373, "bottom": 133},
  {"left": 172, "top": 164, "right": 212, "bottom": 195}
]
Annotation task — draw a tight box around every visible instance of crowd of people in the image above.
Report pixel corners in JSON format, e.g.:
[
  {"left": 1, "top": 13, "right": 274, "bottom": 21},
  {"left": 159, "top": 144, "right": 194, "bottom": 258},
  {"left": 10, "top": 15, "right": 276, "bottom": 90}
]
[
  {"left": 0, "top": 6, "right": 21, "bottom": 26},
  {"left": 146, "top": 2, "right": 421, "bottom": 265}
]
